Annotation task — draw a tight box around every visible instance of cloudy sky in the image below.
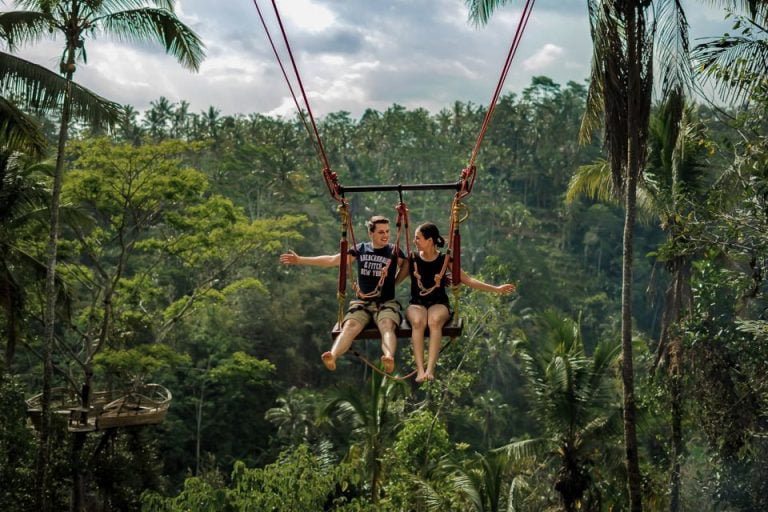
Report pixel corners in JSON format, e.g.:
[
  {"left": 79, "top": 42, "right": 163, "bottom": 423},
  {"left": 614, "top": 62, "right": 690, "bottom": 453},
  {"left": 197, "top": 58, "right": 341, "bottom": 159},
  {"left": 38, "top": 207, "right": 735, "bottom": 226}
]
[{"left": 8, "top": 0, "right": 734, "bottom": 118}]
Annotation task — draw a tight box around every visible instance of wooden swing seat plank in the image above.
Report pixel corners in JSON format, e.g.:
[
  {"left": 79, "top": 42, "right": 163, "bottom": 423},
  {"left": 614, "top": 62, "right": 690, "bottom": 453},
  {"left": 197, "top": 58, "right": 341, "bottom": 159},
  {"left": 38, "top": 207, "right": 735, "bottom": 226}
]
[{"left": 331, "top": 317, "right": 463, "bottom": 340}]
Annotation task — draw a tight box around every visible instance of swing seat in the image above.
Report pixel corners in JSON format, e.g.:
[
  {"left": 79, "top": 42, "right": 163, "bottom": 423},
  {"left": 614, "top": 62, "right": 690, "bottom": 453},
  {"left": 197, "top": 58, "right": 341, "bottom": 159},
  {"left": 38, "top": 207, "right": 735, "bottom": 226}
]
[{"left": 331, "top": 317, "right": 463, "bottom": 341}]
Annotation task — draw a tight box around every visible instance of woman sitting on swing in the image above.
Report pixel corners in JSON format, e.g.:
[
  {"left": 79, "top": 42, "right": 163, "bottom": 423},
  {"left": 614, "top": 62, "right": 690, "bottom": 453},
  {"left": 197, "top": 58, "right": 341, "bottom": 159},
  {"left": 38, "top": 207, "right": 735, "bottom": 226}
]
[{"left": 408, "top": 222, "right": 516, "bottom": 382}]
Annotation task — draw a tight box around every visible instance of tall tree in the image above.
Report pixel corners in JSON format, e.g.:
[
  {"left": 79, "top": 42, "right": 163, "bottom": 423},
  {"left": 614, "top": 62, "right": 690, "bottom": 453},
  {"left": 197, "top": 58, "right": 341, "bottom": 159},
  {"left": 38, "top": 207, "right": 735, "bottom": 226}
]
[
  {"left": 567, "top": 93, "right": 713, "bottom": 510},
  {"left": 323, "top": 372, "right": 408, "bottom": 503},
  {"left": 0, "top": 2, "right": 204, "bottom": 509},
  {"left": 501, "top": 311, "right": 623, "bottom": 511},
  {"left": 466, "top": 1, "right": 694, "bottom": 509}
]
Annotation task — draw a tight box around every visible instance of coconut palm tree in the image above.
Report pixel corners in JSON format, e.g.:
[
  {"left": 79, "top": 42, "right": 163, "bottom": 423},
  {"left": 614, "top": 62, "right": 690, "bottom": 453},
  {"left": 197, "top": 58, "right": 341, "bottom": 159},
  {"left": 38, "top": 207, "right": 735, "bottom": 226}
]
[
  {"left": 322, "top": 371, "right": 408, "bottom": 503},
  {"left": 466, "top": 1, "right": 696, "bottom": 508},
  {"left": 445, "top": 450, "right": 513, "bottom": 512},
  {"left": 0, "top": 154, "right": 50, "bottom": 368},
  {"left": 500, "top": 310, "right": 623, "bottom": 512},
  {"left": 567, "top": 92, "right": 712, "bottom": 510},
  {"left": 265, "top": 387, "right": 317, "bottom": 446},
  {"left": 0, "top": 2, "right": 204, "bottom": 508}
]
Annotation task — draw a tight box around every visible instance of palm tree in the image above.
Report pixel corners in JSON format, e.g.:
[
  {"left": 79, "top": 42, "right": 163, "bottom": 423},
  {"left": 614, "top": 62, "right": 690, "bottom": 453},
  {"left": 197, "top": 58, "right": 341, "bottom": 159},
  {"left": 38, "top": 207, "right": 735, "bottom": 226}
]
[
  {"left": 1, "top": 49, "right": 120, "bottom": 371},
  {"left": 0, "top": 154, "right": 50, "bottom": 368},
  {"left": 466, "top": 1, "right": 694, "bottom": 508},
  {"left": 444, "top": 450, "right": 513, "bottom": 512},
  {"left": 501, "top": 310, "right": 623, "bottom": 512},
  {"left": 265, "top": 387, "right": 317, "bottom": 446},
  {"left": 144, "top": 95, "right": 175, "bottom": 139},
  {"left": 322, "top": 372, "right": 408, "bottom": 503},
  {"left": 567, "top": 93, "right": 712, "bottom": 510},
  {"left": 0, "top": 2, "right": 204, "bottom": 508}
]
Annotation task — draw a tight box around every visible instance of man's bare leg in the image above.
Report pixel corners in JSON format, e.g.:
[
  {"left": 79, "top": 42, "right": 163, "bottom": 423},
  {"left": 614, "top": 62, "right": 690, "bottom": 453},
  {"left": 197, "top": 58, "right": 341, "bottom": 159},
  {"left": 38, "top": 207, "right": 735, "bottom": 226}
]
[
  {"left": 322, "top": 318, "right": 365, "bottom": 371},
  {"left": 378, "top": 318, "right": 398, "bottom": 373}
]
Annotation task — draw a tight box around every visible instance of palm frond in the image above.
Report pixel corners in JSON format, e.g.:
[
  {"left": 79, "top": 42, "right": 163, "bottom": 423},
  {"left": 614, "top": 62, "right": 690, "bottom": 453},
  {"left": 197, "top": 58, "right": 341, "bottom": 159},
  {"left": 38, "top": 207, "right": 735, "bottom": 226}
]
[
  {"left": 0, "top": 96, "right": 47, "bottom": 156},
  {"left": 653, "top": 0, "right": 692, "bottom": 97},
  {"left": 696, "top": 1, "right": 768, "bottom": 21},
  {"left": 0, "top": 156, "right": 51, "bottom": 222},
  {"left": 93, "top": 0, "right": 176, "bottom": 11},
  {"left": 450, "top": 470, "right": 485, "bottom": 511},
  {"left": 693, "top": 32, "right": 768, "bottom": 104},
  {"left": 465, "top": 0, "right": 512, "bottom": 27},
  {"left": 565, "top": 159, "right": 616, "bottom": 205},
  {"left": 497, "top": 437, "right": 552, "bottom": 461},
  {"left": 0, "top": 11, "right": 51, "bottom": 51},
  {"left": 579, "top": 60, "right": 604, "bottom": 145},
  {"left": 98, "top": 8, "right": 205, "bottom": 71},
  {"left": 411, "top": 474, "right": 450, "bottom": 512},
  {"left": 1, "top": 51, "right": 121, "bottom": 127},
  {"left": 580, "top": 1, "right": 606, "bottom": 145}
]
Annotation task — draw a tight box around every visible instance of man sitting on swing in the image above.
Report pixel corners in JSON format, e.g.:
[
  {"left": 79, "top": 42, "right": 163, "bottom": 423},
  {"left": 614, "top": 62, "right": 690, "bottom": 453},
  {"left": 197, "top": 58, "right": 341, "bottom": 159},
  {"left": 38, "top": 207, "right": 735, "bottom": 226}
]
[{"left": 279, "top": 215, "right": 408, "bottom": 373}]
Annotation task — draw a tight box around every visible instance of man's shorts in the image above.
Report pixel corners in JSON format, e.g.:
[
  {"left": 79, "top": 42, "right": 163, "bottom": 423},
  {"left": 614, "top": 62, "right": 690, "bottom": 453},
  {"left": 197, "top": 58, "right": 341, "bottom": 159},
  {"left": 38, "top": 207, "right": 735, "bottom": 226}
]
[{"left": 343, "top": 299, "right": 401, "bottom": 328}]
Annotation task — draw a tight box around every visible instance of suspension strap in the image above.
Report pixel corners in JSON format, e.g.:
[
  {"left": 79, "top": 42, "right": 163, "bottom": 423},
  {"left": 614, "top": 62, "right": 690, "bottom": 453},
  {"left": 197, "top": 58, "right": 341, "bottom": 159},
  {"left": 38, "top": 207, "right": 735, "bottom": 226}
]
[
  {"left": 253, "top": 0, "right": 343, "bottom": 202},
  {"left": 336, "top": 201, "right": 351, "bottom": 324},
  {"left": 450, "top": 196, "right": 465, "bottom": 320},
  {"left": 252, "top": 0, "right": 324, "bottom": 166},
  {"left": 462, "top": 0, "right": 536, "bottom": 199}
]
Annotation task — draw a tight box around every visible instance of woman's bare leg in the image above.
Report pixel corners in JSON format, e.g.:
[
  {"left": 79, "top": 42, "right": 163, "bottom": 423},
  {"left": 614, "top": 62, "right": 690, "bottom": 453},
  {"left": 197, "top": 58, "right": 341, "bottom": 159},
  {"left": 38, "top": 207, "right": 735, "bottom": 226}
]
[
  {"left": 424, "top": 305, "right": 450, "bottom": 380},
  {"left": 407, "top": 305, "right": 428, "bottom": 382}
]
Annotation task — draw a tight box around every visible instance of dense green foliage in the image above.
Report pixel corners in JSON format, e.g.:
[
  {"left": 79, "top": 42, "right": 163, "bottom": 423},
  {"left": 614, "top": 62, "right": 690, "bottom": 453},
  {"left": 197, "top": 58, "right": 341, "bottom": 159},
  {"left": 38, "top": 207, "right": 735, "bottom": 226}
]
[{"left": 2, "top": 5, "right": 768, "bottom": 509}]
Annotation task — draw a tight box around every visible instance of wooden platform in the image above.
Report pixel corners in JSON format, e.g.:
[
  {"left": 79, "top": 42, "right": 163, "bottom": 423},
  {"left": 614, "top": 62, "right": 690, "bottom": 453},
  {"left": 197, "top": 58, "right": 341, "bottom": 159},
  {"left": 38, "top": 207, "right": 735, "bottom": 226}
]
[{"left": 331, "top": 318, "right": 463, "bottom": 340}]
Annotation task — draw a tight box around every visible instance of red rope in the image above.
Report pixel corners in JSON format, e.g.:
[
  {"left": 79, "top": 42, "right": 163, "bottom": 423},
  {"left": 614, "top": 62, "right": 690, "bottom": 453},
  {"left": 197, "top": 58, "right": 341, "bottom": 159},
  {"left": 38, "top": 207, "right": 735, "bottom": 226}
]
[
  {"left": 269, "top": 0, "right": 333, "bottom": 172},
  {"left": 251, "top": 0, "right": 323, "bottom": 165},
  {"left": 462, "top": 0, "right": 535, "bottom": 197},
  {"left": 253, "top": 0, "right": 342, "bottom": 201}
]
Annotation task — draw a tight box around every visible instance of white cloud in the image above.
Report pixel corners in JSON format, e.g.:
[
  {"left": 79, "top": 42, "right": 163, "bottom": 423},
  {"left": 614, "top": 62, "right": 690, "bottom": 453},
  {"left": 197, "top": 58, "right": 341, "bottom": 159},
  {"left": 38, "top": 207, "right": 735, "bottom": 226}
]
[
  {"left": 280, "top": 0, "right": 336, "bottom": 33},
  {"left": 522, "top": 43, "right": 564, "bottom": 71},
  {"left": 5, "top": 0, "right": 734, "bottom": 117}
]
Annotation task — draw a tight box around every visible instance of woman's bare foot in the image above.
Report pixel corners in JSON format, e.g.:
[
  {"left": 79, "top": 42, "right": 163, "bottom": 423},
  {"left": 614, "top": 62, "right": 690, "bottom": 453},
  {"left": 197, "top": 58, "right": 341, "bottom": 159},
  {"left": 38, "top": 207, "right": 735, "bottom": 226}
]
[
  {"left": 321, "top": 351, "right": 336, "bottom": 371},
  {"left": 381, "top": 355, "right": 395, "bottom": 373},
  {"left": 423, "top": 371, "right": 435, "bottom": 381},
  {"left": 415, "top": 371, "right": 427, "bottom": 383}
]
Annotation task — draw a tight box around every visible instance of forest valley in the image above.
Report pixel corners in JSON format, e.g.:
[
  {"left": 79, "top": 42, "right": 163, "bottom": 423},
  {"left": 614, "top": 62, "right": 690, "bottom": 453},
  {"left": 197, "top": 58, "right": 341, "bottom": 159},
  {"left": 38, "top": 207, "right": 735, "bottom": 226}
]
[{"left": 2, "top": 2, "right": 768, "bottom": 512}]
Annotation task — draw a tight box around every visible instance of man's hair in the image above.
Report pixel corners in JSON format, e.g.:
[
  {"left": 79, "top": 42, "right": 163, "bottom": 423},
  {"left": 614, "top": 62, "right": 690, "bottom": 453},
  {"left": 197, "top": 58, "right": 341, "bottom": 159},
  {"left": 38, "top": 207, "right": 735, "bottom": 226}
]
[{"left": 366, "top": 215, "right": 390, "bottom": 232}]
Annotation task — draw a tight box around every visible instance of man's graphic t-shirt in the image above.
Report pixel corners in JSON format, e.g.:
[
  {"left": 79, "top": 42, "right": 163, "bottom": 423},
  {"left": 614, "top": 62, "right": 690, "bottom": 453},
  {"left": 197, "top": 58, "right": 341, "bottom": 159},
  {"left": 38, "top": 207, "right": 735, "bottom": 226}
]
[{"left": 350, "top": 242, "right": 403, "bottom": 301}]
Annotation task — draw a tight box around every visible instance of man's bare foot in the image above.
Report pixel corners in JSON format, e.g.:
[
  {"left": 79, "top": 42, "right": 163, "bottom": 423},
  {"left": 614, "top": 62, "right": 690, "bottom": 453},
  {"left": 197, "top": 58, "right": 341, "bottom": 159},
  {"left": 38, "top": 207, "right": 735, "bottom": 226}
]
[
  {"left": 415, "top": 371, "right": 427, "bottom": 383},
  {"left": 321, "top": 351, "right": 336, "bottom": 371},
  {"left": 381, "top": 355, "right": 395, "bottom": 373}
]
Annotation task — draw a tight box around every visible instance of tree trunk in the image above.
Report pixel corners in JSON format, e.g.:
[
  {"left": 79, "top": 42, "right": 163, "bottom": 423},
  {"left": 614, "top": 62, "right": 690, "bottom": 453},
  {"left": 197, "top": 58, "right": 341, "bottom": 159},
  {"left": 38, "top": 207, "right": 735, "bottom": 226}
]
[
  {"left": 195, "top": 357, "right": 211, "bottom": 476},
  {"left": 71, "top": 431, "right": 87, "bottom": 512},
  {"left": 621, "top": 167, "right": 643, "bottom": 512},
  {"left": 37, "top": 67, "right": 73, "bottom": 512},
  {"left": 669, "top": 340, "right": 683, "bottom": 512},
  {"left": 622, "top": 3, "right": 644, "bottom": 509}
]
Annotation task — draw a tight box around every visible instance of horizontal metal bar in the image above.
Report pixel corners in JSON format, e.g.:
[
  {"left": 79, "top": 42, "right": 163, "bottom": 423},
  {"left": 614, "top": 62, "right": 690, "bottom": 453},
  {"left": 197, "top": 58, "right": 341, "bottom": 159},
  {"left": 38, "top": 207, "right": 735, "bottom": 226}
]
[{"left": 339, "top": 182, "right": 461, "bottom": 193}]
